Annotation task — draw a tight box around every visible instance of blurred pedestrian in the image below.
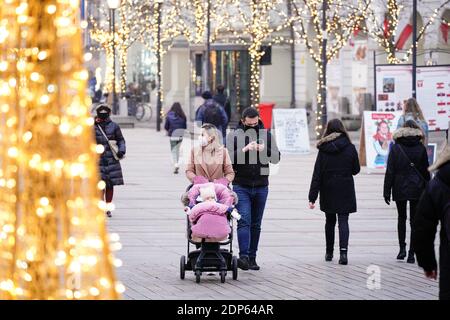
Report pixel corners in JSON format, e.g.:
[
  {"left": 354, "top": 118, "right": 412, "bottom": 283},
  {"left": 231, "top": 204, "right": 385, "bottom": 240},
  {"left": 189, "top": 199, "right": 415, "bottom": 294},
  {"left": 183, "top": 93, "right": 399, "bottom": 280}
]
[
  {"left": 397, "top": 98, "right": 429, "bottom": 145},
  {"left": 164, "top": 102, "right": 187, "bottom": 174},
  {"left": 196, "top": 91, "right": 228, "bottom": 144}
]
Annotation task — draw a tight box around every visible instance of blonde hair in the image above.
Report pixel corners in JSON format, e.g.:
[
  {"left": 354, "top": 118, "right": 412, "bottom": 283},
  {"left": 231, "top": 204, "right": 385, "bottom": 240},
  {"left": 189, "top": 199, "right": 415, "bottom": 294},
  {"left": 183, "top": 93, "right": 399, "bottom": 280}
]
[
  {"left": 200, "top": 185, "right": 216, "bottom": 201},
  {"left": 201, "top": 123, "right": 223, "bottom": 149},
  {"left": 404, "top": 98, "right": 425, "bottom": 121}
]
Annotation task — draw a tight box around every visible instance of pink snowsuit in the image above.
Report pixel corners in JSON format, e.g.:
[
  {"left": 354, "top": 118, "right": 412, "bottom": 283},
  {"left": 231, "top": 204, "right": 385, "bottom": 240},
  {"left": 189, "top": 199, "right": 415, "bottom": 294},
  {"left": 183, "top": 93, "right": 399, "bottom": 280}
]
[{"left": 187, "top": 182, "right": 234, "bottom": 241}]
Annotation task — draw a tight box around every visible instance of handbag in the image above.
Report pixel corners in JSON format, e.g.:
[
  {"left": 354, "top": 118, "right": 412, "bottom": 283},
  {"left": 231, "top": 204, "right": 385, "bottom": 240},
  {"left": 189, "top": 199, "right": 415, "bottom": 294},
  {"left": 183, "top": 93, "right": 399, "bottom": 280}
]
[{"left": 96, "top": 124, "right": 123, "bottom": 161}]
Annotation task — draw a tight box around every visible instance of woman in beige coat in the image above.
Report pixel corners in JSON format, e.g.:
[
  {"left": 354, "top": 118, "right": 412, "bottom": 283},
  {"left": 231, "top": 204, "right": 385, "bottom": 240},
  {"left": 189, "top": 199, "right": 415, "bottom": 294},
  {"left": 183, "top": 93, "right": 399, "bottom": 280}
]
[{"left": 186, "top": 123, "right": 235, "bottom": 184}]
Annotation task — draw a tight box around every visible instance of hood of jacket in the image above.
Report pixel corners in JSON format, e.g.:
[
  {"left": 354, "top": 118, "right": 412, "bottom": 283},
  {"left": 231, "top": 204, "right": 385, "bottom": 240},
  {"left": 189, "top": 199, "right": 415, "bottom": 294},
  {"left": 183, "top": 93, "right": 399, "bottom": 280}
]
[
  {"left": 429, "top": 143, "right": 450, "bottom": 173},
  {"left": 393, "top": 127, "right": 423, "bottom": 146},
  {"left": 317, "top": 132, "right": 351, "bottom": 154}
]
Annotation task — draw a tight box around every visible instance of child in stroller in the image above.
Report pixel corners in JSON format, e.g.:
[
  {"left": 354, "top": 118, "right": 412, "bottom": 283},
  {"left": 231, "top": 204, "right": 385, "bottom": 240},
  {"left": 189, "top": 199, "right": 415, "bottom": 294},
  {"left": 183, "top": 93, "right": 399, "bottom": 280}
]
[{"left": 180, "top": 179, "right": 240, "bottom": 283}]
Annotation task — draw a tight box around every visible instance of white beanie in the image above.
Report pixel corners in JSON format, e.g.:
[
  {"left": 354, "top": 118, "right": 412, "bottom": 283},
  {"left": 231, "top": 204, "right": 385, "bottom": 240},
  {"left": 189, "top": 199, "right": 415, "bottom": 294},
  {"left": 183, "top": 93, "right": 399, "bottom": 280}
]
[{"left": 199, "top": 186, "right": 216, "bottom": 201}]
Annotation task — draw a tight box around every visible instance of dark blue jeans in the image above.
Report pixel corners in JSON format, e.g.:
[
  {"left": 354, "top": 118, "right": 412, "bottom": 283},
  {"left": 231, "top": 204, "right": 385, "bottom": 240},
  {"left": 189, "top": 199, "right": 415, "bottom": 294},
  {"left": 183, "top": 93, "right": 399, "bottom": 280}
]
[{"left": 234, "top": 185, "right": 269, "bottom": 258}]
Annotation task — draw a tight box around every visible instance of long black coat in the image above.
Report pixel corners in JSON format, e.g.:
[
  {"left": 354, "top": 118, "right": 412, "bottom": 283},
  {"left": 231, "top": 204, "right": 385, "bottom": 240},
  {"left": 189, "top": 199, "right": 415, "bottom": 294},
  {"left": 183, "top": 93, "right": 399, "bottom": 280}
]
[
  {"left": 412, "top": 147, "right": 450, "bottom": 300},
  {"left": 383, "top": 127, "right": 430, "bottom": 202},
  {"left": 94, "top": 118, "right": 126, "bottom": 187},
  {"left": 308, "top": 133, "right": 360, "bottom": 214}
]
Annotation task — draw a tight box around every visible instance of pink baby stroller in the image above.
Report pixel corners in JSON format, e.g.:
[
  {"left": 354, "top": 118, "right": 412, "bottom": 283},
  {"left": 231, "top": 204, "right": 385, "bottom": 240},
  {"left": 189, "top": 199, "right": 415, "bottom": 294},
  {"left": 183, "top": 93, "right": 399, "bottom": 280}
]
[{"left": 180, "top": 182, "right": 239, "bottom": 283}]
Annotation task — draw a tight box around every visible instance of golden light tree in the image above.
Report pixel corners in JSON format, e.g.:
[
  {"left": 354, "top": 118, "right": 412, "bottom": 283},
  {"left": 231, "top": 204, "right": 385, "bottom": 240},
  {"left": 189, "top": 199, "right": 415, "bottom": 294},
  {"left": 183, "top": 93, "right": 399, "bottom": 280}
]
[
  {"left": 223, "top": 0, "right": 294, "bottom": 108},
  {"left": 291, "top": 0, "right": 370, "bottom": 136},
  {"left": 364, "top": 0, "right": 450, "bottom": 64},
  {"left": 0, "top": 0, "right": 123, "bottom": 299}
]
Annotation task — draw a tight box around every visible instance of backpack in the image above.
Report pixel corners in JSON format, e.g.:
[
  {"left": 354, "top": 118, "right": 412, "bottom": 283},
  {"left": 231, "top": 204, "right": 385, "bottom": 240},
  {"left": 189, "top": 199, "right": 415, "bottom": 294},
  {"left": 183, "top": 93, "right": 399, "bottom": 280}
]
[{"left": 203, "top": 101, "right": 223, "bottom": 128}]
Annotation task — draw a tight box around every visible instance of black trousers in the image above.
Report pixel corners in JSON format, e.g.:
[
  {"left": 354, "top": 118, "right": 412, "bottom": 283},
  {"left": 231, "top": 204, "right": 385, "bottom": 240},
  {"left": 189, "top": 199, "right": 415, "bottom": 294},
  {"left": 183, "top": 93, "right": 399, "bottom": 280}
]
[
  {"left": 395, "top": 200, "right": 418, "bottom": 251},
  {"left": 325, "top": 213, "right": 349, "bottom": 252}
]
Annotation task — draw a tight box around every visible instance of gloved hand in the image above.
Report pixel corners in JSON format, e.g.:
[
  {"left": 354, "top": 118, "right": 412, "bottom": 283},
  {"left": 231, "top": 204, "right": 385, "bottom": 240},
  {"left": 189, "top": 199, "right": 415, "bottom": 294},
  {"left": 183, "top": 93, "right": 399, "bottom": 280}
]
[
  {"left": 384, "top": 197, "right": 390, "bottom": 205},
  {"left": 117, "top": 151, "right": 125, "bottom": 159}
]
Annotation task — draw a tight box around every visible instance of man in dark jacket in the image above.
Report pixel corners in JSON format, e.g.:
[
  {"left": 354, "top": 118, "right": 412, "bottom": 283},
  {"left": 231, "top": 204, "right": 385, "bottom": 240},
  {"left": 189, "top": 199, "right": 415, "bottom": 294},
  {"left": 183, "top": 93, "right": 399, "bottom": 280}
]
[
  {"left": 227, "top": 107, "right": 280, "bottom": 270},
  {"left": 196, "top": 91, "right": 228, "bottom": 143},
  {"left": 384, "top": 124, "right": 430, "bottom": 263},
  {"left": 413, "top": 144, "right": 450, "bottom": 300}
]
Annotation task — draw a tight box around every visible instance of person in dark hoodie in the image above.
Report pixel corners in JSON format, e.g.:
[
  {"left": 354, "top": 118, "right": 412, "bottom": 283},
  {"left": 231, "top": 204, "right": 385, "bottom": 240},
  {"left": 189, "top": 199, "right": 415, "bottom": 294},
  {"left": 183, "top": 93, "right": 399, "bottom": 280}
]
[
  {"left": 94, "top": 103, "right": 126, "bottom": 218},
  {"left": 413, "top": 143, "right": 450, "bottom": 300},
  {"left": 164, "top": 102, "right": 187, "bottom": 174},
  {"left": 227, "top": 107, "right": 280, "bottom": 271},
  {"left": 384, "top": 120, "right": 430, "bottom": 263},
  {"left": 213, "top": 84, "right": 232, "bottom": 138},
  {"left": 308, "top": 119, "right": 360, "bottom": 265}
]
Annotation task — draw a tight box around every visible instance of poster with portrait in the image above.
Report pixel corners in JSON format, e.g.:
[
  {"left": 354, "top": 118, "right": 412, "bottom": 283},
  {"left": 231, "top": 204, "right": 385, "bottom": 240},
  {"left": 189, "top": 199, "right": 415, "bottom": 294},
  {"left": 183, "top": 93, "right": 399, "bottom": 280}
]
[
  {"left": 364, "top": 111, "right": 402, "bottom": 169},
  {"left": 375, "top": 65, "right": 413, "bottom": 112},
  {"left": 272, "top": 108, "right": 310, "bottom": 154},
  {"left": 352, "top": 40, "right": 368, "bottom": 115}
]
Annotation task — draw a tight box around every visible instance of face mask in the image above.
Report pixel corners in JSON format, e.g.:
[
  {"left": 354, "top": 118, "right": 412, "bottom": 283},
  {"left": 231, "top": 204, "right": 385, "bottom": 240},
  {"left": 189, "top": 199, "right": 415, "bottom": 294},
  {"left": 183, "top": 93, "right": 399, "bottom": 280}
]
[
  {"left": 97, "top": 111, "right": 109, "bottom": 120},
  {"left": 199, "top": 136, "right": 209, "bottom": 147},
  {"left": 244, "top": 124, "right": 258, "bottom": 131}
]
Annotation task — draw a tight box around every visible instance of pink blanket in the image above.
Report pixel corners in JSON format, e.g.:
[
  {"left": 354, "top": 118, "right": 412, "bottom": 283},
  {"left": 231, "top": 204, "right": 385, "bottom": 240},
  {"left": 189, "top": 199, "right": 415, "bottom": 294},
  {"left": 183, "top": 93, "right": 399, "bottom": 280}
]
[{"left": 189, "top": 202, "right": 231, "bottom": 240}]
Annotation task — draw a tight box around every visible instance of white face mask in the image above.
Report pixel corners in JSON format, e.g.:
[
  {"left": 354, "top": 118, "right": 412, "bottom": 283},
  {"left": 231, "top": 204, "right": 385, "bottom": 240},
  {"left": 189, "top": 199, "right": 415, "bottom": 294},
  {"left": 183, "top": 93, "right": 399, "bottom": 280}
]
[{"left": 199, "top": 135, "right": 209, "bottom": 147}]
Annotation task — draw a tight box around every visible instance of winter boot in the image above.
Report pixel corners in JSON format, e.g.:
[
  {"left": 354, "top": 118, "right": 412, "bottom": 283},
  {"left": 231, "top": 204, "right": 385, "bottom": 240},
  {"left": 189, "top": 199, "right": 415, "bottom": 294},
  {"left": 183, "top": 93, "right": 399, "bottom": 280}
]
[
  {"left": 338, "top": 249, "right": 348, "bottom": 265},
  {"left": 397, "top": 245, "right": 407, "bottom": 260},
  {"left": 407, "top": 250, "right": 415, "bottom": 264}
]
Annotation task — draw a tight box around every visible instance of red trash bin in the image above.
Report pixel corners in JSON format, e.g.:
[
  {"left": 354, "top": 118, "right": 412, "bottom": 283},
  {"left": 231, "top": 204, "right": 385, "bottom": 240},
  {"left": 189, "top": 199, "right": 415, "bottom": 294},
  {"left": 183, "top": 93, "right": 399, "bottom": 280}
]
[{"left": 258, "top": 103, "right": 275, "bottom": 129}]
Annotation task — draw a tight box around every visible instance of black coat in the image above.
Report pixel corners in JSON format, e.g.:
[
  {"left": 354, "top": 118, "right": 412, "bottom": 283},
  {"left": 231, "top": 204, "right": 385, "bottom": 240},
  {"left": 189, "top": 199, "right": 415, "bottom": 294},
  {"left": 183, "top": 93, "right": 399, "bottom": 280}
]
[
  {"left": 412, "top": 147, "right": 450, "bottom": 300},
  {"left": 383, "top": 128, "right": 430, "bottom": 202},
  {"left": 227, "top": 120, "right": 280, "bottom": 187},
  {"left": 213, "top": 93, "right": 231, "bottom": 122},
  {"left": 94, "top": 118, "right": 126, "bottom": 187},
  {"left": 308, "top": 133, "right": 360, "bottom": 214}
]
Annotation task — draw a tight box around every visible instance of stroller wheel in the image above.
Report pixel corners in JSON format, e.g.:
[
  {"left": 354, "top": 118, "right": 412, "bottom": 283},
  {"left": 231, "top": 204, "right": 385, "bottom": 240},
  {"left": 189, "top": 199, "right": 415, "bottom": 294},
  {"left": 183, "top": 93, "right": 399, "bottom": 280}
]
[
  {"left": 232, "top": 256, "right": 238, "bottom": 280},
  {"left": 180, "top": 256, "right": 186, "bottom": 280},
  {"left": 195, "top": 270, "right": 201, "bottom": 283},
  {"left": 220, "top": 270, "right": 226, "bottom": 283}
]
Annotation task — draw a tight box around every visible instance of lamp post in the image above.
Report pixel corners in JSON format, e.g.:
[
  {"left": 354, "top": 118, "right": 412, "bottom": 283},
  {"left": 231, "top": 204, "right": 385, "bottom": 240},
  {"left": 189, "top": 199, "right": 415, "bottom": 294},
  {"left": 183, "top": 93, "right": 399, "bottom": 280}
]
[
  {"left": 156, "top": 0, "right": 163, "bottom": 131},
  {"left": 107, "top": 0, "right": 121, "bottom": 115}
]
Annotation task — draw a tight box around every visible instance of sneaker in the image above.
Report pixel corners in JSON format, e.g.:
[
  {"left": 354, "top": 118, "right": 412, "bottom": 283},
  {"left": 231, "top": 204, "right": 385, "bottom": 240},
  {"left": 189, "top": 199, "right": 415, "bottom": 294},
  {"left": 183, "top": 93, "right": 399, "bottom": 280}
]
[
  {"left": 407, "top": 251, "right": 415, "bottom": 264},
  {"left": 248, "top": 257, "right": 260, "bottom": 271},
  {"left": 237, "top": 256, "right": 249, "bottom": 270},
  {"left": 106, "top": 211, "right": 112, "bottom": 218}
]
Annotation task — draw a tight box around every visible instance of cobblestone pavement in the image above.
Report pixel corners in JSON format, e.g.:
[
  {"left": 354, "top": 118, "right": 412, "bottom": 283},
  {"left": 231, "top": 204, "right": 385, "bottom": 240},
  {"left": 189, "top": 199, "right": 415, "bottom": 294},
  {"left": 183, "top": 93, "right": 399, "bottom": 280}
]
[{"left": 108, "top": 128, "right": 441, "bottom": 300}]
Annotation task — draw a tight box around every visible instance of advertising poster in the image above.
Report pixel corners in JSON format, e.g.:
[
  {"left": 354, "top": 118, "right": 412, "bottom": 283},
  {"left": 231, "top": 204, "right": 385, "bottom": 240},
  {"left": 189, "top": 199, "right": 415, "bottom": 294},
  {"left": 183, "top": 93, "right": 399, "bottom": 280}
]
[
  {"left": 426, "top": 143, "right": 438, "bottom": 166},
  {"left": 375, "top": 65, "right": 412, "bottom": 112},
  {"left": 272, "top": 108, "right": 310, "bottom": 154},
  {"left": 352, "top": 40, "right": 368, "bottom": 115},
  {"left": 364, "top": 111, "right": 402, "bottom": 169},
  {"left": 416, "top": 66, "right": 450, "bottom": 131}
]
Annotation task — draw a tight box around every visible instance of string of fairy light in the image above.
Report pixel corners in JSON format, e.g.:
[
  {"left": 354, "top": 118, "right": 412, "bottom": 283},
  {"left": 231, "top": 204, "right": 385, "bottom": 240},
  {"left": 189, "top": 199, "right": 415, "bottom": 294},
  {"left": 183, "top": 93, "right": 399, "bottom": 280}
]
[
  {"left": 0, "top": 0, "right": 123, "bottom": 300},
  {"left": 86, "top": 0, "right": 450, "bottom": 134},
  {"left": 364, "top": 0, "right": 450, "bottom": 64}
]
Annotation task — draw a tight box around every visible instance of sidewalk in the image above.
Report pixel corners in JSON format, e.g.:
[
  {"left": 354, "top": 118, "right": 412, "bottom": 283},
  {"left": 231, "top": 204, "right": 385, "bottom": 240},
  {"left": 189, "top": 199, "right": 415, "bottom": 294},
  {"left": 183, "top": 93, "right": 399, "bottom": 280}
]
[{"left": 109, "top": 128, "right": 439, "bottom": 300}]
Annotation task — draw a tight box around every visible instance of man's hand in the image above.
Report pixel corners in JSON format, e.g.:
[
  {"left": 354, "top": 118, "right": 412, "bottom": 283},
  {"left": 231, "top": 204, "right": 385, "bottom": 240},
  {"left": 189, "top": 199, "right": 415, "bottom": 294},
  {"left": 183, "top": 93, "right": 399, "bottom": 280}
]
[
  {"left": 256, "top": 143, "right": 265, "bottom": 152},
  {"left": 309, "top": 202, "right": 315, "bottom": 209},
  {"left": 242, "top": 141, "right": 257, "bottom": 152},
  {"left": 425, "top": 270, "right": 437, "bottom": 280}
]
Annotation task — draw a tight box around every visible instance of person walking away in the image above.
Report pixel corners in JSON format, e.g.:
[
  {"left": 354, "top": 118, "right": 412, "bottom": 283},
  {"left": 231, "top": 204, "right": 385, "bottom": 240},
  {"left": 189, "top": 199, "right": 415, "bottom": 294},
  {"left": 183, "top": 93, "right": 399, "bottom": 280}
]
[
  {"left": 397, "top": 97, "right": 429, "bottom": 145},
  {"left": 413, "top": 143, "right": 450, "bottom": 300},
  {"left": 196, "top": 91, "right": 228, "bottom": 144},
  {"left": 228, "top": 107, "right": 280, "bottom": 271},
  {"left": 308, "top": 119, "right": 360, "bottom": 265},
  {"left": 164, "top": 102, "right": 187, "bottom": 174},
  {"left": 384, "top": 120, "right": 430, "bottom": 263},
  {"left": 94, "top": 104, "right": 126, "bottom": 218},
  {"left": 186, "top": 123, "right": 234, "bottom": 184},
  {"left": 213, "top": 84, "right": 232, "bottom": 139}
]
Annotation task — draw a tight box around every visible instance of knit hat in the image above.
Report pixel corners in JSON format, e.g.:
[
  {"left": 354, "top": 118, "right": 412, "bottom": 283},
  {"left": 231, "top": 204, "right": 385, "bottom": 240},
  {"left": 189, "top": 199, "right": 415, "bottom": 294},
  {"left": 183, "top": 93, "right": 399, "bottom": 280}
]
[{"left": 199, "top": 185, "right": 216, "bottom": 201}]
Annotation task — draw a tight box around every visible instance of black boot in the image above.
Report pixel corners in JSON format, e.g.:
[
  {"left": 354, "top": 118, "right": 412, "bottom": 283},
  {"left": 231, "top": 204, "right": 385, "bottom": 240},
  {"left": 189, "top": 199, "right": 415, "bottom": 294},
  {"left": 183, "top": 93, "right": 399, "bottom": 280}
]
[
  {"left": 397, "top": 245, "right": 407, "bottom": 260},
  {"left": 325, "top": 250, "right": 333, "bottom": 262},
  {"left": 407, "top": 250, "right": 415, "bottom": 264},
  {"left": 338, "top": 249, "right": 348, "bottom": 265},
  {"left": 237, "top": 256, "right": 249, "bottom": 270},
  {"left": 248, "top": 257, "right": 260, "bottom": 271}
]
